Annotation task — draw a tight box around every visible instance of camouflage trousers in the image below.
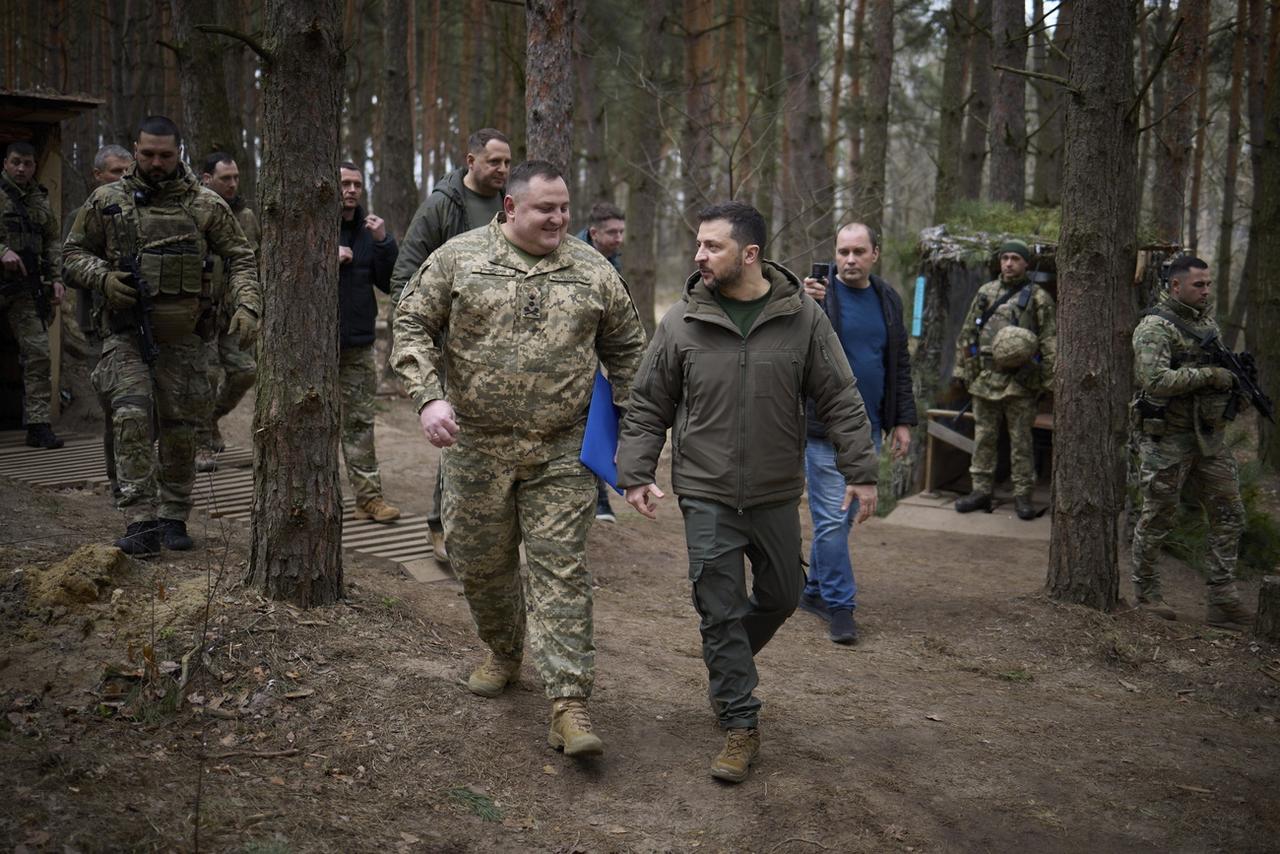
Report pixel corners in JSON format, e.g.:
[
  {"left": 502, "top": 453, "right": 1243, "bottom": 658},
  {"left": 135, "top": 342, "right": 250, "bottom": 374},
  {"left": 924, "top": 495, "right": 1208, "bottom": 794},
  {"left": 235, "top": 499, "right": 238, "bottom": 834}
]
[
  {"left": 970, "top": 394, "right": 1038, "bottom": 496},
  {"left": 1131, "top": 431, "right": 1244, "bottom": 604},
  {"left": 1, "top": 292, "right": 52, "bottom": 424},
  {"left": 92, "top": 331, "right": 211, "bottom": 524},
  {"left": 197, "top": 326, "right": 257, "bottom": 449},
  {"left": 442, "top": 443, "right": 597, "bottom": 699},
  {"left": 339, "top": 345, "right": 383, "bottom": 502}
]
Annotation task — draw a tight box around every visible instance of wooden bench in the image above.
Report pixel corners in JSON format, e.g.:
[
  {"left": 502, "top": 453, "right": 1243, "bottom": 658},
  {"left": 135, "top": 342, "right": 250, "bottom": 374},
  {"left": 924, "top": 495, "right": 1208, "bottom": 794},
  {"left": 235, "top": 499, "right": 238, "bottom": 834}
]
[{"left": 922, "top": 407, "right": 1054, "bottom": 494}]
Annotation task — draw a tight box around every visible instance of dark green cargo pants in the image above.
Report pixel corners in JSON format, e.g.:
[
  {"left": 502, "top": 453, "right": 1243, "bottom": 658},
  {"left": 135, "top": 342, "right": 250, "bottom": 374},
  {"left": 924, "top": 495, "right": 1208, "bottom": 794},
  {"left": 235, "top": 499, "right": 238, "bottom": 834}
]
[{"left": 678, "top": 496, "right": 804, "bottom": 730}]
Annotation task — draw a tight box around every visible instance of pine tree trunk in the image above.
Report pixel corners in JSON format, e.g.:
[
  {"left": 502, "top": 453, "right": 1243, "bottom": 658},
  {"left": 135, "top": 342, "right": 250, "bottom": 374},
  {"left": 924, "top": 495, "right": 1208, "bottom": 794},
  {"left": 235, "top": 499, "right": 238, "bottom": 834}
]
[
  {"left": 778, "top": 0, "right": 838, "bottom": 269},
  {"left": 1187, "top": 46, "right": 1209, "bottom": 254},
  {"left": 681, "top": 0, "right": 715, "bottom": 229},
  {"left": 525, "top": 0, "right": 576, "bottom": 171},
  {"left": 988, "top": 0, "right": 1027, "bottom": 208},
  {"left": 845, "top": 0, "right": 868, "bottom": 186},
  {"left": 1030, "top": 0, "right": 1070, "bottom": 207},
  {"left": 169, "top": 0, "right": 246, "bottom": 168},
  {"left": 960, "top": 0, "right": 993, "bottom": 201},
  {"left": 1151, "top": 0, "right": 1207, "bottom": 245},
  {"left": 854, "top": 0, "right": 892, "bottom": 232},
  {"left": 379, "top": 0, "right": 416, "bottom": 236},
  {"left": 1217, "top": 0, "right": 1248, "bottom": 327},
  {"left": 576, "top": 14, "right": 611, "bottom": 206},
  {"left": 1046, "top": 0, "right": 1139, "bottom": 610},
  {"left": 934, "top": 0, "right": 969, "bottom": 221},
  {"left": 1249, "top": 24, "right": 1280, "bottom": 471},
  {"left": 1231, "top": 0, "right": 1272, "bottom": 351},
  {"left": 247, "top": 0, "right": 346, "bottom": 607}
]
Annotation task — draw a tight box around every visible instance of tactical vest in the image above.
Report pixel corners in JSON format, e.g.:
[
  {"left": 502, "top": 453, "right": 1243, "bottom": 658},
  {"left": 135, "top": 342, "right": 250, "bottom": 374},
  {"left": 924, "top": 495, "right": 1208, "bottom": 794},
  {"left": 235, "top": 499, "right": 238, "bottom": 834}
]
[
  {"left": 0, "top": 181, "right": 44, "bottom": 259},
  {"left": 102, "top": 187, "right": 212, "bottom": 341},
  {"left": 1132, "top": 306, "right": 1229, "bottom": 436},
  {"left": 974, "top": 282, "right": 1039, "bottom": 369}
]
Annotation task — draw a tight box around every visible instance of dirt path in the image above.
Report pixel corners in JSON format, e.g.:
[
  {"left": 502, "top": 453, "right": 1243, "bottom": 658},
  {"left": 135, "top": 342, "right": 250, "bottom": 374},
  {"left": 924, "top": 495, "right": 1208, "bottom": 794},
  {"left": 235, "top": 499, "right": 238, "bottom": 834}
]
[{"left": 2, "top": 395, "right": 1278, "bottom": 853}]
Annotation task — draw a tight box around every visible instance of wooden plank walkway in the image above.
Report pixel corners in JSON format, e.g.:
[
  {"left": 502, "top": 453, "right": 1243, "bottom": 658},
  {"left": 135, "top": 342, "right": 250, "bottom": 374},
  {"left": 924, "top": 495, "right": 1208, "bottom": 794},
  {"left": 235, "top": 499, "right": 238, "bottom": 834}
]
[{"left": 0, "top": 430, "right": 449, "bottom": 582}]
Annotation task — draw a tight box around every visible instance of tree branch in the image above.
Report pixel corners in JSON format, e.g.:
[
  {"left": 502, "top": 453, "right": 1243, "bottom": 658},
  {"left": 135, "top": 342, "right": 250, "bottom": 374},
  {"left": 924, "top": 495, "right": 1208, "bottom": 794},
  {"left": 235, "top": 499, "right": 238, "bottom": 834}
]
[
  {"left": 156, "top": 39, "right": 182, "bottom": 57},
  {"left": 991, "top": 64, "right": 1080, "bottom": 94},
  {"left": 1127, "top": 16, "right": 1184, "bottom": 121},
  {"left": 195, "top": 25, "right": 272, "bottom": 63},
  {"left": 1138, "top": 88, "right": 1198, "bottom": 134}
]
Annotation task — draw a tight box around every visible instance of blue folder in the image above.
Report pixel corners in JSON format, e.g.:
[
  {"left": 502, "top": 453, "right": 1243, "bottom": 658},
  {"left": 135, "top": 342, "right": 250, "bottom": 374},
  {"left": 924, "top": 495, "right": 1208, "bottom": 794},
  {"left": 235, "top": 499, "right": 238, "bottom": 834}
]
[{"left": 580, "top": 368, "right": 623, "bottom": 494}]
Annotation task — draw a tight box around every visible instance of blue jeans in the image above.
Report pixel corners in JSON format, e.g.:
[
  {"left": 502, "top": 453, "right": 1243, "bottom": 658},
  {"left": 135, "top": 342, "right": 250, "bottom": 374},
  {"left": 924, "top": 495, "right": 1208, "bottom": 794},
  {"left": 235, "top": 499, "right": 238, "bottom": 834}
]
[{"left": 804, "top": 434, "right": 880, "bottom": 611}]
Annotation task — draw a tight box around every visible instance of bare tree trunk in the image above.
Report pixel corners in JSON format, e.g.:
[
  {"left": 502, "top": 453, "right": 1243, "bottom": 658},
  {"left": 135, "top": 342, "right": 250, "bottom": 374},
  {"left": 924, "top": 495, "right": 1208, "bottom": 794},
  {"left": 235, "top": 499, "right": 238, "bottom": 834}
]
[
  {"left": 732, "top": 0, "right": 752, "bottom": 199},
  {"left": 576, "top": 14, "right": 611, "bottom": 205},
  {"left": 379, "top": 0, "right": 416, "bottom": 236},
  {"left": 960, "top": 0, "right": 993, "bottom": 201},
  {"left": 1136, "top": 6, "right": 1153, "bottom": 219},
  {"left": 845, "top": 0, "right": 868, "bottom": 186},
  {"left": 853, "top": 0, "right": 892, "bottom": 232},
  {"left": 1249, "top": 8, "right": 1280, "bottom": 470},
  {"left": 826, "top": 0, "right": 847, "bottom": 170},
  {"left": 1046, "top": 0, "right": 1139, "bottom": 610},
  {"left": 1231, "top": 0, "right": 1272, "bottom": 350},
  {"left": 1030, "top": 0, "right": 1070, "bottom": 206},
  {"left": 778, "top": 0, "right": 838, "bottom": 271},
  {"left": 1217, "top": 0, "right": 1249, "bottom": 328},
  {"left": 247, "top": 0, "right": 346, "bottom": 606},
  {"left": 168, "top": 0, "right": 245, "bottom": 167},
  {"left": 1186, "top": 40, "right": 1209, "bottom": 254},
  {"left": 681, "top": 0, "right": 716, "bottom": 229},
  {"left": 934, "top": 0, "right": 970, "bottom": 221},
  {"left": 1151, "top": 0, "right": 1207, "bottom": 246},
  {"left": 525, "top": 0, "right": 577, "bottom": 171},
  {"left": 988, "top": 0, "right": 1027, "bottom": 208},
  {"left": 752, "top": 3, "right": 783, "bottom": 228}
]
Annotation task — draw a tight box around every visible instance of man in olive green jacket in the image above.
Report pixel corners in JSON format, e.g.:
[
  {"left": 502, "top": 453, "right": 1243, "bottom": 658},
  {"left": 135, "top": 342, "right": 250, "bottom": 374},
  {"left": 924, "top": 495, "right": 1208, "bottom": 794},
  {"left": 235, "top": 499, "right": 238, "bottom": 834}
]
[{"left": 616, "top": 201, "right": 877, "bottom": 785}]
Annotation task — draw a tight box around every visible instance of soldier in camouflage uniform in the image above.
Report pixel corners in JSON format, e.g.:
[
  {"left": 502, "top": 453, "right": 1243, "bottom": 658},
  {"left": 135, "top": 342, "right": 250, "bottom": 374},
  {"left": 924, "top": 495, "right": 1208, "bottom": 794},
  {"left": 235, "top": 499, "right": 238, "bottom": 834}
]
[
  {"left": 1, "top": 141, "right": 67, "bottom": 449},
  {"left": 953, "top": 239, "right": 1056, "bottom": 520},
  {"left": 195, "top": 152, "right": 261, "bottom": 472},
  {"left": 63, "top": 116, "right": 261, "bottom": 556},
  {"left": 392, "top": 160, "right": 646, "bottom": 758},
  {"left": 1130, "top": 255, "right": 1254, "bottom": 628}
]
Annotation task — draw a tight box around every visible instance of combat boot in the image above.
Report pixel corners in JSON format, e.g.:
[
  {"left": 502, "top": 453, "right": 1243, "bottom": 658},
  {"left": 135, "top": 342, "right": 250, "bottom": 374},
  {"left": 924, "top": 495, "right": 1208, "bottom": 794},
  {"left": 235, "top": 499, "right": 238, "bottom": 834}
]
[
  {"left": 1136, "top": 594, "right": 1176, "bottom": 621},
  {"left": 466, "top": 652, "right": 521, "bottom": 697},
  {"left": 1206, "top": 599, "right": 1255, "bottom": 629},
  {"left": 115, "top": 521, "right": 160, "bottom": 556},
  {"left": 194, "top": 448, "right": 219, "bottom": 473},
  {"left": 710, "top": 727, "right": 761, "bottom": 783},
  {"left": 548, "top": 697, "right": 604, "bottom": 757},
  {"left": 430, "top": 527, "right": 451, "bottom": 565},
  {"left": 159, "top": 518, "right": 193, "bottom": 551},
  {"left": 25, "top": 423, "right": 64, "bottom": 449},
  {"left": 954, "top": 492, "right": 992, "bottom": 514},
  {"left": 1014, "top": 494, "right": 1036, "bottom": 521},
  {"left": 354, "top": 496, "right": 401, "bottom": 523}
]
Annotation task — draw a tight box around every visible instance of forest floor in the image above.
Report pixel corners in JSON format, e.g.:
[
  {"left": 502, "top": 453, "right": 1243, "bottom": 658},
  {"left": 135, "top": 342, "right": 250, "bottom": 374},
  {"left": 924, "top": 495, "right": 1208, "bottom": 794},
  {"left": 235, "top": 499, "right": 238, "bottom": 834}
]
[{"left": 2, "top": 388, "right": 1279, "bottom": 854}]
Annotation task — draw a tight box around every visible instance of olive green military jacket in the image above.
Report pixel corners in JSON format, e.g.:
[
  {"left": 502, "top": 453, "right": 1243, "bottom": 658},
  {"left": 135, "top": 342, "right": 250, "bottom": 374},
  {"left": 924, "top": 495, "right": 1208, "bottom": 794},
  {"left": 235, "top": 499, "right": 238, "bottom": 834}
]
[
  {"left": 391, "top": 216, "right": 647, "bottom": 462},
  {"left": 62, "top": 162, "right": 261, "bottom": 319},
  {"left": 1, "top": 173, "right": 62, "bottom": 281},
  {"left": 955, "top": 277, "right": 1057, "bottom": 400},
  {"left": 1132, "top": 293, "right": 1234, "bottom": 452}
]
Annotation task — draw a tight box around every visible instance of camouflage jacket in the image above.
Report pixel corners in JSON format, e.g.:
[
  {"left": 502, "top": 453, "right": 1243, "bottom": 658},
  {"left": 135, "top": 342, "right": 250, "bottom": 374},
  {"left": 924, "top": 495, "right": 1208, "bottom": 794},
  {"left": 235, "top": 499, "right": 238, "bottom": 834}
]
[
  {"left": 955, "top": 277, "right": 1056, "bottom": 400},
  {"left": 208, "top": 198, "right": 261, "bottom": 320},
  {"left": 1132, "top": 293, "right": 1234, "bottom": 449},
  {"left": 62, "top": 162, "right": 261, "bottom": 318},
  {"left": 391, "top": 216, "right": 647, "bottom": 461},
  {"left": 1, "top": 172, "right": 61, "bottom": 282}
]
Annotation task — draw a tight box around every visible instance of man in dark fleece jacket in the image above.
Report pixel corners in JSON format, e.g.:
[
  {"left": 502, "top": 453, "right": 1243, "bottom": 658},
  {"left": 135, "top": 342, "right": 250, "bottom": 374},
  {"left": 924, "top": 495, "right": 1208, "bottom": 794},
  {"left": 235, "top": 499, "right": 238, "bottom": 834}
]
[
  {"left": 616, "top": 201, "right": 877, "bottom": 785},
  {"left": 339, "top": 161, "right": 400, "bottom": 523},
  {"left": 389, "top": 128, "right": 511, "bottom": 563}
]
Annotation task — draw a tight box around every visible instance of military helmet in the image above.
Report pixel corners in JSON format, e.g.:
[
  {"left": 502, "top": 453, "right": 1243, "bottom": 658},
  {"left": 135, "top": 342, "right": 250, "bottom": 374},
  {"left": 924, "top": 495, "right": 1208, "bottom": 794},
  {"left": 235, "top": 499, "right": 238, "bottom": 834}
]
[{"left": 991, "top": 325, "right": 1039, "bottom": 371}]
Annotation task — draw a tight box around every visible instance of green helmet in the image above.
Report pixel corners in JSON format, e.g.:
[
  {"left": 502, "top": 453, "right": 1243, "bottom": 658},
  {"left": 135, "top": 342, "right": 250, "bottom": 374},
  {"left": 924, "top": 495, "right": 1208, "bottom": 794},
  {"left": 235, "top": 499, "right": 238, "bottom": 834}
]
[{"left": 991, "top": 325, "right": 1039, "bottom": 371}]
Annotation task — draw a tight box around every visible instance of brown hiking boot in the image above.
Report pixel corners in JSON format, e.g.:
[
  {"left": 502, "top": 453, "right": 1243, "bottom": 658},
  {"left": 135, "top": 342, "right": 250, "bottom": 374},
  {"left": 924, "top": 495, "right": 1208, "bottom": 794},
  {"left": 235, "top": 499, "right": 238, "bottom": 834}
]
[
  {"left": 430, "top": 528, "right": 451, "bottom": 565},
  {"left": 466, "top": 653, "right": 521, "bottom": 697},
  {"left": 1206, "top": 600, "right": 1255, "bottom": 629},
  {"left": 1136, "top": 595, "right": 1176, "bottom": 621},
  {"left": 710, "top": 727, "right": 760, "bottom": 783},
  {"left": 354, "top": 496, "right": 401, "bottom": 523},
  {"left": 548, "top": 698, "right": 604, "bottom": 757}
]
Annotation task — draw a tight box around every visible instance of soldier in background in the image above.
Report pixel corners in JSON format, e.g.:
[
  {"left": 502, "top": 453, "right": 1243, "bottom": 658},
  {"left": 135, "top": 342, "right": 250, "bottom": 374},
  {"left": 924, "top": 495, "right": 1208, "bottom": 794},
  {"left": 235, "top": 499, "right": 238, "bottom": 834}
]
[
  {"left": 392, "top": 160, "right": 646, "bottom": 759},
  {"left": 195, "top": 152, "right": 260, "bottom": 472},
  {"left": 63, "top": 116, "right": 261, "bottom": 555},
  {"left": 1130, "top": 255, "right": 1254, "bottom": 628},
  {"left": 1, "top": 141, "right": 66, "bottom": 449},
  {"left": 953, "top": 239, "right": 1056, "bottom": 520},
  {"left": 574, "top": 201, "right": 627, "bottom": 523},
  {"left": 337, "top": 161, "right": 400, "bottom": 523},
  {"left": 391, "top": 127, "right": 512, "bottom": 566}
]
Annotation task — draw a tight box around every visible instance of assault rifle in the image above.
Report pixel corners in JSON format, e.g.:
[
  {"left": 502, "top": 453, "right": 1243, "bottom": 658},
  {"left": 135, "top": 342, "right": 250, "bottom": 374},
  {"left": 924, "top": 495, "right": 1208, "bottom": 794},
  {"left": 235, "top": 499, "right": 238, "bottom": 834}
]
[
  {"left": 1203, "top": 333, "right": 1274, "bottom": 424},
  {"left": 17, "top": 248, "right": 51, "bottom": 330},
  {"left": 101, "top": 204, "right": 160, "bottom": 366}
]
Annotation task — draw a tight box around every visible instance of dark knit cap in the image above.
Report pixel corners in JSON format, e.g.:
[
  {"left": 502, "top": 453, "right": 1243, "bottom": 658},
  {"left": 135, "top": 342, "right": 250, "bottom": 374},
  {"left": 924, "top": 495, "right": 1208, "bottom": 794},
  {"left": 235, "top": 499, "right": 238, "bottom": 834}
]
[{"left": 998, "top": 239, "right": 1031, "bottom": 263}]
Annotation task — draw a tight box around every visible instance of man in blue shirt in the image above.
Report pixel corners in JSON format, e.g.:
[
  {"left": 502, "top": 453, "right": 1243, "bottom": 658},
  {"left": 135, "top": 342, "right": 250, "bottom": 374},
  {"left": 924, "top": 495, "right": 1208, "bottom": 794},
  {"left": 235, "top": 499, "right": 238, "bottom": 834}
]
[{"left": 800, "top": 223, "right": 918, "bottom": 644}]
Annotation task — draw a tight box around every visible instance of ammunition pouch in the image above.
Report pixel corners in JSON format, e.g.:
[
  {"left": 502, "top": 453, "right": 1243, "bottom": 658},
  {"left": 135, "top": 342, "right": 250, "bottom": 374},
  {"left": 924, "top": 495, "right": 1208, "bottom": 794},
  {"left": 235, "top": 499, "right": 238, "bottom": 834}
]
[
  {"left": 1131, "top": 395, "right": 1168, "bottom": 437},
  {"left": 139, "top": 240, "right": 206, "bottom": 298}
]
